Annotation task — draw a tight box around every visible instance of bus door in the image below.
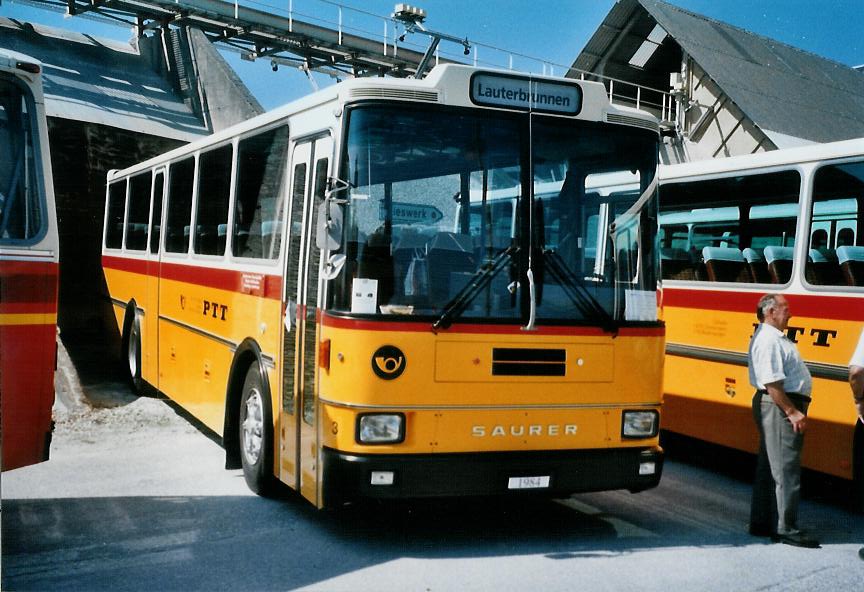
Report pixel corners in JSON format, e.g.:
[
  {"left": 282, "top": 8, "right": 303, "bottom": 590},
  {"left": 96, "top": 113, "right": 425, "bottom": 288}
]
[
  {"left": 144, "top": 168, "right": 166, "bottom": 387},
  {"left": 280, "top": 135, "right": 331, "bottom": 504}
]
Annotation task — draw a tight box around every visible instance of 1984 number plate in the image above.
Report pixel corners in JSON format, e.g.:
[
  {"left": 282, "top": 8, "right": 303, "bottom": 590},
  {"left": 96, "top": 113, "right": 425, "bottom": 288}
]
[{"left": 507, "top": 476, "right": 551, "bottom": 489}]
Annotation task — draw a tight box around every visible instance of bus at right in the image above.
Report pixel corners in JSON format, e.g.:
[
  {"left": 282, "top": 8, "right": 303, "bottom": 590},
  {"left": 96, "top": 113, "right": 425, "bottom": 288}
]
[{"left": 658, "top": 138, "right": 864, "bottom": 503}]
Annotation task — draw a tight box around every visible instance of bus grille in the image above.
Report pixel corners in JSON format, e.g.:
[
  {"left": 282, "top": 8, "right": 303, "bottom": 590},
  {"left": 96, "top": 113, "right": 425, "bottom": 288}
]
[
  {"left": 491, "top": 348, "right": 566, "bottom": 377},
  {"left": 605, "top": 113, "right": 660, "bottom": 132},
  {"left": 349, "top": 88, "right": 440, "bottom": 102}
]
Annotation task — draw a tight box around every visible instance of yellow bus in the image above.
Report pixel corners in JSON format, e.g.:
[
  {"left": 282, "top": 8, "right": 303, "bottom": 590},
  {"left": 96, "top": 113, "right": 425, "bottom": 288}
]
[
  {"left": 658, "top": 138, "right": 864, "bottom": 501},
  {"left": 102, "top": 65, "right": 665, "bottom": 507}
]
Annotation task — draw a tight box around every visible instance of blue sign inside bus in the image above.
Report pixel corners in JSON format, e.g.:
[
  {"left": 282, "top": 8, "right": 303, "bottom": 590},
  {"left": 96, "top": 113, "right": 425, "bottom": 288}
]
[
  {"left": 470, "top": 73, "right": 582, "bottom": 115},
  {"left": 380, "top": 201, "right": 444, "bottom": 225}
]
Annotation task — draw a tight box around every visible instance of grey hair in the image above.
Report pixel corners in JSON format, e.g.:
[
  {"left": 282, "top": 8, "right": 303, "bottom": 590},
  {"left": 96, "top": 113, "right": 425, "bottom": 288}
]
[{"left": 756, "top": 293, "right": 780, "bottom": 322}]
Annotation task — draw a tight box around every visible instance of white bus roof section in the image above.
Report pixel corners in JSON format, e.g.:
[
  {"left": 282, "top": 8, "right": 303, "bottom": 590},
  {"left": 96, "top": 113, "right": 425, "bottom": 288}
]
[
  {"left": 335, "top": 65, "right": 658, "bottom": 131},
  {"left": 110, "top": 64, "right": 661, "bottom": 181},
  {"left": 660, "top": 137, "right": 864, "bottom": 182},
  {"left": 0, "top": 18, "right": 208, "bottom": 142}
]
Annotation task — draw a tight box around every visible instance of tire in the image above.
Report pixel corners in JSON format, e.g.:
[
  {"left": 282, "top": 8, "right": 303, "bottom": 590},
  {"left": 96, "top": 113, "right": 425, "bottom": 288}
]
[
  {"left": 239, "top": 364, "right": 278, "bottom": 496},
  {"left": 123, "top": 308, "right": 143, "bottom": 394}
]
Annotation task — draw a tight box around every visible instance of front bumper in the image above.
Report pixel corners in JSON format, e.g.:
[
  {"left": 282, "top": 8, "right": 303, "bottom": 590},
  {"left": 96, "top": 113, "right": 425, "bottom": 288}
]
[{"left": 321, "top": 446, "right": 663, "bottom": 506}]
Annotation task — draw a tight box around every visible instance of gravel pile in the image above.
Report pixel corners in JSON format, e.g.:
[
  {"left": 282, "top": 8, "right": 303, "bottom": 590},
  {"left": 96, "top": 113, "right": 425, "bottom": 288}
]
[{"left": 52, "top": 396, "right": 197, "bottom": 447}]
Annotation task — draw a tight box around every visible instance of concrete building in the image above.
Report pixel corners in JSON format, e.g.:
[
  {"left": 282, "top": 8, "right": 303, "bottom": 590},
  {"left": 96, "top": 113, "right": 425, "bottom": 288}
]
[
  {"left": 571, "top": 0, "right": 864, "bottom": 163},
  {"left": 0, "top": 18, "right": 262, "bottom": 343}
]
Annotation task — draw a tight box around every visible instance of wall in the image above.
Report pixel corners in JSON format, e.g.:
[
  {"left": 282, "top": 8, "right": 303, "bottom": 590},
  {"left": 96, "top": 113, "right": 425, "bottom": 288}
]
[{"left": 48, "top": 119, "right": 183, "bottom": 345}]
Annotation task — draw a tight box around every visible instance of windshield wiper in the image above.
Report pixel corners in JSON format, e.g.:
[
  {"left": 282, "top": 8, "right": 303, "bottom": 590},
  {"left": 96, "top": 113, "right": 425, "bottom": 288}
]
[
  {"left": 543, "top": 249, "right": 617, "bottom": 333},
  {"left": 432, "top": 244, "right": 519, "bottom": 332}
]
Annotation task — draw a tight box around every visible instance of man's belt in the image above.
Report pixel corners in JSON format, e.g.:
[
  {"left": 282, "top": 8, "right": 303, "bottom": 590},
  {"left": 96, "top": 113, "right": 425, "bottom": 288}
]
[{"left": 757, "top": 389, "right": 811, "bottom": 401}]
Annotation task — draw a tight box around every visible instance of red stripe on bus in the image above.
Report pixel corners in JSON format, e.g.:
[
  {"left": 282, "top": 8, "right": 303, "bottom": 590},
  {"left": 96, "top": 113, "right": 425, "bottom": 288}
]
[
  {"left": 102, "top": 255, "right": 283, "bottom": 300},
  {"left": 663, "top": 288, "right": 864, "bottom": 321},
  {"left": 321, "top": 313, "right": 664, "bottom": 336},
  {"left": 0, "top": 260, "right": 58, "bottom": 305},
  {"left": 0, "top": 302, "right": 57, "bottom": 315},
  {"left": 102, "top": 255, "right": 149, "bottom": 276}
]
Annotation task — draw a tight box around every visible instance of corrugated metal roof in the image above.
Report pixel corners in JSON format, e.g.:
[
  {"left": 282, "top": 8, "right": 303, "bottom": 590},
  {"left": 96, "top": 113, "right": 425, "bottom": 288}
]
[
  {"left": 642, "top": 0, "right": 864, "bottom": 143},
  {"left": 575, "top": 0, "right": 864, "bottom": 144},
  {"left": 0, "top": 17, "right": 207, "bottom": 141}
]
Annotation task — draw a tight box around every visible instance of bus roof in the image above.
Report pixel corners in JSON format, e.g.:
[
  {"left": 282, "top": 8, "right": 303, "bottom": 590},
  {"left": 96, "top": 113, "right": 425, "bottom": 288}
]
[
  {"left": 660, "top": 137, "right": 864, "bottom": 182},
  {"left": 0, "top": 48, "right": 43, "bottom": 79},
  {"left": 108, "top": 64, "right": 659, "bottom": 182}
]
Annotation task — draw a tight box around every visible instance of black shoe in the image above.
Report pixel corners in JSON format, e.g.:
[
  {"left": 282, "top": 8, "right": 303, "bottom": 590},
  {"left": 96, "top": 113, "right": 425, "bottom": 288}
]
[
  {"left": 858, "top": 547, "right": 864, "bottom": 560},
  {"left": 748, "top": 524, "right": 773, "bottom": 537},
  {"left": 771, "top": 532, "right": 820, "bottom": 548}
]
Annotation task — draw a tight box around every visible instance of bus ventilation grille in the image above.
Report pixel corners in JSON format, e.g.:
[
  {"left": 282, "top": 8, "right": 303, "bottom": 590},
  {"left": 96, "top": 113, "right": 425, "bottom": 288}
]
[
  {"left": 605, "top": 113, "right": 660, "bottom": 132},
  {"left": 349, "top": 88, "right": 440, "bottom": 102},
  {"left": 491, "top": 348, "right": 566, "bottom": 377}
]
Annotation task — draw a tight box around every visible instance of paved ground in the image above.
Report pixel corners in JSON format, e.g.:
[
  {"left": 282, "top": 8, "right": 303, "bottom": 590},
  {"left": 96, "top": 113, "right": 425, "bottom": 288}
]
[{"left": 3, "top": 332, "right": 864, "bottom": 591}]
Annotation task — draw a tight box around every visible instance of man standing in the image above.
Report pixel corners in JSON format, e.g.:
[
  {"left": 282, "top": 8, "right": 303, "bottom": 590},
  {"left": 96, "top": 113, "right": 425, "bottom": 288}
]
[
  {"left": 848, "top": 327, "right": 864, "bottom": 560},
  {"left": 748, "top": 293, "right": 819, "bottom": 548}
]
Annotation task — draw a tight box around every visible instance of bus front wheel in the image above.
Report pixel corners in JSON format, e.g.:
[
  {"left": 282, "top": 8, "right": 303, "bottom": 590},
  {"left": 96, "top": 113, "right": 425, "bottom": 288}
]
[{"left": 239, "top": 364, "right": 277, "bottom": 496}]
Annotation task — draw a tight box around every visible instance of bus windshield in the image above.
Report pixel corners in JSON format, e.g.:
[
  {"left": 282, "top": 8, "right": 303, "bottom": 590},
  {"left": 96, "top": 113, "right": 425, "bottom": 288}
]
[{"left": 328, "top": 104, "right": 658, "bottom": 326}]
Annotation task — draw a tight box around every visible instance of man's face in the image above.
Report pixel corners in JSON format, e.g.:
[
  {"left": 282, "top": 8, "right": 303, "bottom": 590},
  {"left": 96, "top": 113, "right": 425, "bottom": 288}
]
[{"left": 768, "top": 296, "right": 791, "bottom": 331}]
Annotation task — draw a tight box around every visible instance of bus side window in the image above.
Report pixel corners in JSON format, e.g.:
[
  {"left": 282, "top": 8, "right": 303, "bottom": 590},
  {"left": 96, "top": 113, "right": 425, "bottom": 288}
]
[
  {"left": 194, "top": 145, "right": 232, "bottom": 257},
  {"left": 233, "top": 126, "right": 290, "bottom": 259},
  {"left": 150, "top": 172, "right": 164, "bottom": 253},
  {"left": 807, "top": 247, "right": 842, "bottom": 285},
  {"left": 0, "top": 85, "right": 44, "bottom": 242},
  {"left": 743, "top": 248, "right": 770, "bottom": 283},
  {"left": 838, "top": 246, "right": 864, "bottom": 286},
  {"left": 125, "top": 173, "right": 151, "bottom": 251},
  {"left": 764, "top": 246, "right": 794, "bottom": 284},
  {"left": 810, "top": 160, "right": 862, "bottom": 285},
  {"left": 164, "top": 157, "right": 195, "bottom": 254},
  {"left": 660, "top": 247, "right": 695, "bottom": 281},
  {"left": 104, "top": 180, "right": 126, "bottom": 249},
  {"left": 702, "top": 246, "right": 749, "bottom": 283}
]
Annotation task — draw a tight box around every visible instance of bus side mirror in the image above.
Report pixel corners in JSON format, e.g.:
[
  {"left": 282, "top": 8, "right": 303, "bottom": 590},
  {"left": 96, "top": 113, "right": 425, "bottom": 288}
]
[{"left": 316, "top": 200, "right": 343, "bottom": 250}]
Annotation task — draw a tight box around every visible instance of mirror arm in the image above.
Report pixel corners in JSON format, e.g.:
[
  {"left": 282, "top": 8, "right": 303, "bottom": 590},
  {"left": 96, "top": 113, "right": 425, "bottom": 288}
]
[{"left": 325, "top": 176, "right": 351, "bottom": 202}]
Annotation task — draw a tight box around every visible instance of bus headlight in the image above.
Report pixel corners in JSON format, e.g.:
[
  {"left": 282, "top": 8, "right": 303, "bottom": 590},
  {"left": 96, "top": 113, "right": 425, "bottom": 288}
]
[
  {"left": 622, "top": 410, "right": 659, "bottom": 438},
  {"left": 357, "top": 413, "right": 405, "bottom": 444}
]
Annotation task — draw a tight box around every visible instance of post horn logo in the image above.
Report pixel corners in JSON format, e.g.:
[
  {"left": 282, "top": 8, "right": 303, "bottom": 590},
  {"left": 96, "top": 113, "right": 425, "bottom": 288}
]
[{"left": 372, "top": 345, "right": 406, "bottom": 380}]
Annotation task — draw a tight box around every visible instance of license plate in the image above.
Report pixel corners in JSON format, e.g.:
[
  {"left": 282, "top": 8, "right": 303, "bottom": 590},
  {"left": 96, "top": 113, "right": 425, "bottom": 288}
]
[{"left": 507, "top": 476, "right": 550, "bottom": 490}]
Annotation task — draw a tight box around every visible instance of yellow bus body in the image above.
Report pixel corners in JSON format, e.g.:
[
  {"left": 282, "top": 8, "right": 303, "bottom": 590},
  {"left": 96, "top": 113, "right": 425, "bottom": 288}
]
[
  {"left": 102, "top": 64, "right": 666, "bottom": 508},
  {"left": 317, "top": 322, "right": 664, "bottom": 455},
  {"left": 663, "top": 290, "right": 861, "bottom": 481}
]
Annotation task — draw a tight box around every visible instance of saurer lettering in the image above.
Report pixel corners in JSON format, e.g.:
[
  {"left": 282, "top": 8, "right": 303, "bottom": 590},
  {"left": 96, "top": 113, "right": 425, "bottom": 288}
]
[{"left": 472, "top": 424, "right": 578, "bottom": 437}]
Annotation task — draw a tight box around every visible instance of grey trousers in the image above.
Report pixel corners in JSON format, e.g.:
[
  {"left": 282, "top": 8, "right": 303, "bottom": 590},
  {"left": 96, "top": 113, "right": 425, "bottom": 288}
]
[{"left": 750, "top": 391, "right": 808, "bottom": 535}]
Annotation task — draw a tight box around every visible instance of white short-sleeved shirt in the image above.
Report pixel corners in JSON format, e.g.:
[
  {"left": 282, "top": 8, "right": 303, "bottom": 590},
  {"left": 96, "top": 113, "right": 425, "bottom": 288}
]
[
  {"left": 748, "top": 323, "right": 813, "bottom": 397},
  {"left": 850, "top": 327, "right": 864, "bottom": 368}
]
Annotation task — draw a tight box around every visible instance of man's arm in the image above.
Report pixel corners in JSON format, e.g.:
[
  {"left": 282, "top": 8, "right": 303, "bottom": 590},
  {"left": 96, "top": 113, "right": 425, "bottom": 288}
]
[
  {"left": 850, "top": 365, "right": 864, "bottom": 423},
  {"left": 765, "top": 380, "right": 807, "bottom": 433}
]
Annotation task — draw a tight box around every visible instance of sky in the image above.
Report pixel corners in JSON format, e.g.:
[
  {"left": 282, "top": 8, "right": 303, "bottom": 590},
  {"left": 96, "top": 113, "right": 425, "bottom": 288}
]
[{"left": 2, "top": 0, "right": 863, "bottom": 110}]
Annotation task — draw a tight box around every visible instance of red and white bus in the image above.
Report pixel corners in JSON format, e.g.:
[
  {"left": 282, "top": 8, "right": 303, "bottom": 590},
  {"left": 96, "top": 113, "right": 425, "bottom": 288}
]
[{"left": 0, "top": 49, "right": 59, "bottom": 471}]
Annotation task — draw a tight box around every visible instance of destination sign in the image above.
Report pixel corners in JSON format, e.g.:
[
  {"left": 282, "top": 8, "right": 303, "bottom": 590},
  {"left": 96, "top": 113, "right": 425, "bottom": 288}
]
[
  {"left": 380, "top": 202, "right": 444, "bottom": 225},
  {"left": 470, "top": 73, "right": 582, "bottom": 115}
]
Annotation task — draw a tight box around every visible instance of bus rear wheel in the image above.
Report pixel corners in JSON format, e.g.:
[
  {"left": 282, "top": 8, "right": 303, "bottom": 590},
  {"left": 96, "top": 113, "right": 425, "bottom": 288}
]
[
  {"left": 239, "top": 364, "right": 278, "bottom": 496},
  {"left": 122, "top": 307, "right": 143, "bottom": 394}
]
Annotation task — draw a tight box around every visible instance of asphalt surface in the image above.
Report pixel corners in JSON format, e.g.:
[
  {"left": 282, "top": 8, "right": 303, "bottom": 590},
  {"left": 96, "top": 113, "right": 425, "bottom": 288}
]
[{"left": 2, "top": 333, "right": 864, "bottom": 591}]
